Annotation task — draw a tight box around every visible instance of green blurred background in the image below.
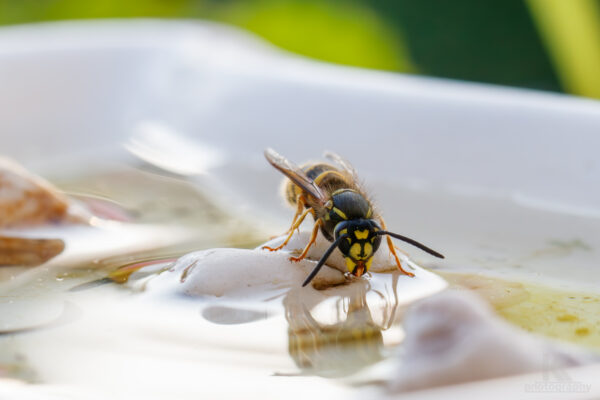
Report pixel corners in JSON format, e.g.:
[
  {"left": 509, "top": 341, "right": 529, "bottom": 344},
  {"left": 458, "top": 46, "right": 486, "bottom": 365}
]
[{"left": 2, "top": 0, "right": 600, "bottom": 99}]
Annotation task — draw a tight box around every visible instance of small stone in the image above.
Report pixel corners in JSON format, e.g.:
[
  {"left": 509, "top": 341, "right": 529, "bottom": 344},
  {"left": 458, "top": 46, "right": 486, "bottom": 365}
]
[
  {"left": 0, "top": 157, "right": 88, "bottom": 227},
  {"left": 143, "top": 247, "right": 347, "bottom": 297},
  {"left": 0, "top": 236, "right": 65, "bottom": 266},
  {"left": 138, "top": 231, "right": 446, "bottom": 297},
  {"left": 389, "top": 291, "right": 599, "bottom": 392}
]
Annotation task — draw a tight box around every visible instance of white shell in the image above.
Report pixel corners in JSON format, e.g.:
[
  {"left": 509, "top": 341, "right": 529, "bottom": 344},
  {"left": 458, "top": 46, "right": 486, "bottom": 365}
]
[
  {"left": 142, "top": 247, "right": 346, "bottom": 297},
  {"left": 139, "top": 231, "right": 447, "bottom": 298}
]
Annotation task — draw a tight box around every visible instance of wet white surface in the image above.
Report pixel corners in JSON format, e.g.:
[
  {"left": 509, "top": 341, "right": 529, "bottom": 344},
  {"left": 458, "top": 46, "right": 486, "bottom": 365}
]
[{"left": 0, "top": 19, "right": 599, "bottom": 400}]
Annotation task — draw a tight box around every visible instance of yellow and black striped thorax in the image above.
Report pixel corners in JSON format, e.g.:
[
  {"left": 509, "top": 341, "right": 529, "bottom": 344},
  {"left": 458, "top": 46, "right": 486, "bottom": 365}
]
[{"left": 321, "top": 188, "right": 373, "bottom": 241}]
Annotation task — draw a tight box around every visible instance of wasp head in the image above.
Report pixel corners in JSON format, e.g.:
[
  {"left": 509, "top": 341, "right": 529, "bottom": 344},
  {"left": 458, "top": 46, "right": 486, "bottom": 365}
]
[{"left": 333, "top": 219, "right": 382, "bottom": 277}]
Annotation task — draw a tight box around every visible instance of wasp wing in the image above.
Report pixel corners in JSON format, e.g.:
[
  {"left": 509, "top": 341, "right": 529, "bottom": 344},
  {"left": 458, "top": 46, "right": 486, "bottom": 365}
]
[
  {"left": 324, "top": 151, "right": 359, "bottom": 180},
  {"left": 324, "top": 151, "right": 373, "bottom": 210},
  {"left": 264, "top": 148, "right": 327, "bottom": 204}
]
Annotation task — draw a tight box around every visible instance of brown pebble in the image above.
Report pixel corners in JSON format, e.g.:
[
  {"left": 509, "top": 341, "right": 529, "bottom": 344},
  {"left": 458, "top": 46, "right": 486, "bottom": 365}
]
[{"left": 0, "top": 236, "right": 65, "bottom": 266}]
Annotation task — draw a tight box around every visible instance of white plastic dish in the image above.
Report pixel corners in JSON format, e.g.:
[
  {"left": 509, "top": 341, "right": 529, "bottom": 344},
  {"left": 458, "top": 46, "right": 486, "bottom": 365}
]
[{"left": 1, "top": 19, "right": 600, "bottom": 399}]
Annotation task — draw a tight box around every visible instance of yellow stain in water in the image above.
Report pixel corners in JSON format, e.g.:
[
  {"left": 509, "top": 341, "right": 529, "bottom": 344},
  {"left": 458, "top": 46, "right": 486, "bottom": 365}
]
[{"left": 439, "top": 272, "right": 600, "bottom": 351}]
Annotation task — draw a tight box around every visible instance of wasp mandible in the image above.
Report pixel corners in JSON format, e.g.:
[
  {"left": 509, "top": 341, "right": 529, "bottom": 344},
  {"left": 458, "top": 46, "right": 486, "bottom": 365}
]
[{"left": 262, "top": 148, "right": 444, "bottom": 287}]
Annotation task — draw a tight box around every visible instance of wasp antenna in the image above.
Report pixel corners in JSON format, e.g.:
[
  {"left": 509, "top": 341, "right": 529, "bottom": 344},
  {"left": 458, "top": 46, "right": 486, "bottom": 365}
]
[
  {"left": 376, "top": 231, "right": 445, "bottom": 259},
  {"left": 302, "top": 234, "right": 348, "bottom": 287}
]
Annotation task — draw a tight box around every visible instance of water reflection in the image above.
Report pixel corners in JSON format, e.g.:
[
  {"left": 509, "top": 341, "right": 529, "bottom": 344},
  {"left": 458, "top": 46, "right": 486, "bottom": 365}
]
[
  {"left": 284, "top": 275, "right": 401, "bottom": 378},
  {"left": 202, "top": 305, "right": 269, "bottom": 325}
]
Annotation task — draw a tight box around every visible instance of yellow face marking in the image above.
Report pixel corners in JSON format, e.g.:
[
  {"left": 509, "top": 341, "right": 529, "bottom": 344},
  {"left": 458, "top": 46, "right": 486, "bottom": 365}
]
[
  {"left": 345, "top": 257, "right": 356, "bottom": 272},
  {"left": 354, "top": 229, "right": 369, "bottom": 240},
  {"left": 349, "top": 242, "right": 362, "bottom": 260},
  {"left": 366, "top": 207, "right": 373, "bottom": 218},
  {"left": 366, "top": 257, "right": 373, "bottom": 271},
  {"left": 339, "top": 228, "right": 347, "bottom": 236},
  {"left": 363, "top": 242, "right": 373, "bottom": 258},
  {"left": 332, "top": 207, "right": 347, "bottom": 220}
]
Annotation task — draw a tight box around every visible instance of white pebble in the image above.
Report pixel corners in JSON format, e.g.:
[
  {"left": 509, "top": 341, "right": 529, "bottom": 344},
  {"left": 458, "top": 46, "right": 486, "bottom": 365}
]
[{"left": 389, "top": 290, "right": 599, "bottom": 392}]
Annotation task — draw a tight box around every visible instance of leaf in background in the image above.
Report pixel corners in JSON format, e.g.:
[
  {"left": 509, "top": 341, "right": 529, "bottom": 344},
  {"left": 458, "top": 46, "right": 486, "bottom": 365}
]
[
  {"left": 527, "top": 0, "right": 600, "bottom": 99},
  {"left": 0, "top": 0, "right": 188, "bottom": 23},
  {"left": 216, "top": 0, "right": 414, "bottom": 72}
]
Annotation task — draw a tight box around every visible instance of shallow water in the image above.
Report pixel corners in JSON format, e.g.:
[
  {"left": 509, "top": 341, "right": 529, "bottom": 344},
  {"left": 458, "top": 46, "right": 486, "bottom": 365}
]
[
  {"left": 0, "top": 163, "right": 599, "bottom": 398},
  {"left": 440, "top": 272, "right": 600, "bottom": 351}
]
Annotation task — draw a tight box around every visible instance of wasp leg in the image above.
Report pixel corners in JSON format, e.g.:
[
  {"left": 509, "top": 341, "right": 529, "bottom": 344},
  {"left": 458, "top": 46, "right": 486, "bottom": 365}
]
[
  {"left": 268, "top": 196, "right": 305, "bottom": 239},
  {"left": 284, "top": 195, "right": 307, "bottom": 235},
  {"left": 289, "top": 218, "right": 322, "bottom": 262},
  {"left": 379, "top": 217, "right": 415, "bottom": 277},
  {"left": 263, "top": 207, "right": 313, "bottom": 252}
]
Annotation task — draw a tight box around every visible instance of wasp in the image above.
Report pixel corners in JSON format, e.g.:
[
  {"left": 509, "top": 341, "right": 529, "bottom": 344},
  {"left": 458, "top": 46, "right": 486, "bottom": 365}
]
[{"left": 262, "top": 148, "right": 444, "bottom": 287}]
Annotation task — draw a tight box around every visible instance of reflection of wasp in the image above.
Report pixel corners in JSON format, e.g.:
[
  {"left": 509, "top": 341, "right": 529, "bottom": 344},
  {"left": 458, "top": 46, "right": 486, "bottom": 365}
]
[
  {"left": 263, "top": 149, "right": 444, "bottom": 286},
  {"left": 284, "top": 280, "right": 386, "bottom": 377}
]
